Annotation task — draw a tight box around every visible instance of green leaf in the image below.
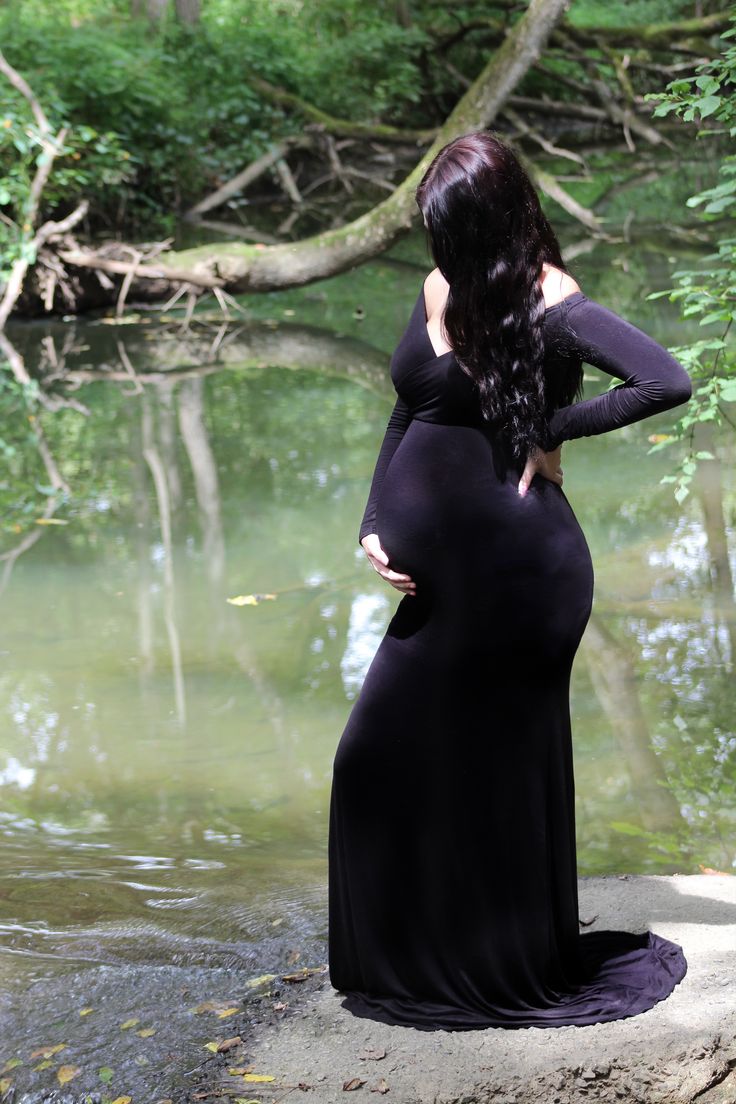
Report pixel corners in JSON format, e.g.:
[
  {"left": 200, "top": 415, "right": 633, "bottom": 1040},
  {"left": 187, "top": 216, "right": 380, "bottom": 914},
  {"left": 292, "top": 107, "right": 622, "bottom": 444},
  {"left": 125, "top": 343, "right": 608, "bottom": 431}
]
[
  {"left": 695, "top": 95, "right": 722, "bottom": 119},
  {"left": 719, "top": 381, "right": 736, "bottom": 402}
]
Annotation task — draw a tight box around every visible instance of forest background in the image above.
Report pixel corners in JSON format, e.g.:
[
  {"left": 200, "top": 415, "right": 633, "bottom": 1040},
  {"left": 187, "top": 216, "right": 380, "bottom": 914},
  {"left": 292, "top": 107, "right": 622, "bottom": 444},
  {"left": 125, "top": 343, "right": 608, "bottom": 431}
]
[{"left": 0, "top": 4, "right": 735, "bottom": 1098}]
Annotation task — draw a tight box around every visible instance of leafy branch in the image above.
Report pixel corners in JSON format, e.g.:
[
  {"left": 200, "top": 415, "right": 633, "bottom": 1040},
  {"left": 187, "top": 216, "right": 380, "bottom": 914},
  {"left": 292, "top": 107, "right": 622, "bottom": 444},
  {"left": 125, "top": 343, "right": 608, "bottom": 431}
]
[{"left": 642, "top": 15, "right": 736, "bottom": 504}]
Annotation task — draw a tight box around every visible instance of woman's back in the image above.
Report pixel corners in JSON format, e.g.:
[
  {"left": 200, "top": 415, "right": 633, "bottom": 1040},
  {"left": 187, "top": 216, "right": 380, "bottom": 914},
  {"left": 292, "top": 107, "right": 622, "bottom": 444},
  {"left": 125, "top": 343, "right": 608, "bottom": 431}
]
[{"left": 329, "top": 130, "right": 690, "bottom": 1032}]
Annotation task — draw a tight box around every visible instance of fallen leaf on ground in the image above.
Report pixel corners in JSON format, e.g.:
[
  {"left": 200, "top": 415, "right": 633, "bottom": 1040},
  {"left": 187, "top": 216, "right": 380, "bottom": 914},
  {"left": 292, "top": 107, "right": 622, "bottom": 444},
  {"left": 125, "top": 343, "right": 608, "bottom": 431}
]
[
  {"left": 1, "top": 1059, "right": 22, "bottom": 1072},
  {"left": 358, "top": 1048, "right": 386, "bottom": 1060},
  {"left": 371, "top": 1078, "right": 390, "bottom": 1094},
  {"left": 215, "top": 1007, "right": 240, "bottom": 1018},
  {"left": 192, "top": 1000, "right": 221, "bottom": 1013},
  {"left": 0, "top": 1079, "right": 12, "bottom": 1094},
  {"left": 136, "top": 1027, "right": 156, "bottom": 1037},
  {"left": 272, "top": 1001, "right": 288, "bottom": 1012},
  {"left": 192, "top": 998, "right": 243, "bottom": 1014},
  {"left": 245, "top": 973, "right": 277, "bottom": 989},
  {"left": 217, "top": 1036, "right": 242, "bottom": 1051},
  {"left": 120, "top": 1018, "right": 140, "bottom": 1029},
  {"left": 33, "top": 1060, "right": 53, "bottom": 1071},
  {"left": 227, "top": 1066, "right": 255, "bottom": 1076},
  {"left": 79, "top": 1007, "right": 95, "bottom": 1016},
  {"left": 281, "top": 967, "right": 321, "bottom": 982},
  {"left": 30, "top": 1044, "right": 66, "bottom": 1059},
  {"left": 57, "top": 1065, "right": 81, "bottom": 1084},
  {"left": 243, "top": 1072, "right": 275, "bottom": 1082},
  {"left": 99, "top": 1067, "right": 114, "bottom": 1083},
  {"left": 343, "top": 1077, "right": 366, "bottom": 1091},
  {"left": 110, "top": 1097, "right": 132, "bottom": 1104}
]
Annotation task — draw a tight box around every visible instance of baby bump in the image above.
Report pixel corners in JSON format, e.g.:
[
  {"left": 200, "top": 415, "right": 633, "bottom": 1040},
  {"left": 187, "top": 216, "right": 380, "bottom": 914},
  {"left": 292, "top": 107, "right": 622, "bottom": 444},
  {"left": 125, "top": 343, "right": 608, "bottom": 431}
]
[{"left": 374, "top": 419, "right": 594, "bottom": 652}]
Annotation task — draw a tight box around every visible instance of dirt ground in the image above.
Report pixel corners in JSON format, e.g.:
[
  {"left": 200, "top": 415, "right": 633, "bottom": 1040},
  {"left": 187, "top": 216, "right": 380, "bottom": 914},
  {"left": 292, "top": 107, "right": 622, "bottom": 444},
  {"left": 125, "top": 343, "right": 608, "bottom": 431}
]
[{"left": 197, "top": 874, "right": 736, "bottom": 1104}]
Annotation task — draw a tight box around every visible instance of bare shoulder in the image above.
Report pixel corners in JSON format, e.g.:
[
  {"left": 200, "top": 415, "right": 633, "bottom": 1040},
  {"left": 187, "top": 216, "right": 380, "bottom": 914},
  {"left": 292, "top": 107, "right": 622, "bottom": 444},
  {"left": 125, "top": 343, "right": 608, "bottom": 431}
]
[
  {"left": 540, "top": 263, "right": 581, "bottom": 309},
  {"left": 423, "top": 267, "right": 449, "bottom": 317},
  {"left": 424, "top": 264, "right": 581, "bottom": 313}
]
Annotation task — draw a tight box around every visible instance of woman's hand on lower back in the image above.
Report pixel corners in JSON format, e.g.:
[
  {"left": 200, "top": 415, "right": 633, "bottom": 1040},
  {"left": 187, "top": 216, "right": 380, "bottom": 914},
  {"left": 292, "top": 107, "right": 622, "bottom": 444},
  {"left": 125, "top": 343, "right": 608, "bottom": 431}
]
[
  {"left": 518, "top": 445, "right": 564, "bottom": 497},
  {"left": 360, "top": 533, "right": 417, "bottom": 596}
]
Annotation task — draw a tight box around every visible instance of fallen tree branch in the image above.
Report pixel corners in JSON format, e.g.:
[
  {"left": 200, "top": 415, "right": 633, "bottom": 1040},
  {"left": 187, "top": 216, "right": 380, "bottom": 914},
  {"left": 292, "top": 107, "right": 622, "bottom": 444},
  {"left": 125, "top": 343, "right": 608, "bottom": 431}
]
[
  {"left": 185, "top": 136, "right": 311, "bottom": 219},
  {"left": 0, "top": 152, "right": 86, "bottom": 330},
  {"left": 561, "top": 10, "right": 732, "bottom": 52},
  {"left": 56, "top": 248, "right": 224, "bottom": 288},
  {"left": 555, "top": 30, "right": 676, "bottom": 152},
  {"left": 531, "top": 165, "right": 604, "bottom": 234},
  {"left": 503, "top": 104, "right": 587, "bottom": 168},
  {"left": 249, "top": 75, "right": 437, "bottom": 144}
]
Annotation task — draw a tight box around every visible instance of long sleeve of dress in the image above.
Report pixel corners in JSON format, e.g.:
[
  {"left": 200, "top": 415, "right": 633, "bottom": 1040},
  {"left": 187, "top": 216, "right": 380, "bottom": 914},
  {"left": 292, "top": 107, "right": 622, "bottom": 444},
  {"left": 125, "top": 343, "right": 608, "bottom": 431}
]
[
  {"left": 545, "top": 295, "right": 692, "bottom": 450},
  {"left": 358, "top": 395, "right": 412, "bottom": 545}
]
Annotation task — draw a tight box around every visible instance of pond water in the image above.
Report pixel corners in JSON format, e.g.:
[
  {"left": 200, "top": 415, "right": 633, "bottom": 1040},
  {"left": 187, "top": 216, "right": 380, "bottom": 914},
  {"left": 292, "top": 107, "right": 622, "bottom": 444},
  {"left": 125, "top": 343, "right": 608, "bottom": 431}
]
[{"left": 0, "top": 244, "right": 734, "bottom": 1024}]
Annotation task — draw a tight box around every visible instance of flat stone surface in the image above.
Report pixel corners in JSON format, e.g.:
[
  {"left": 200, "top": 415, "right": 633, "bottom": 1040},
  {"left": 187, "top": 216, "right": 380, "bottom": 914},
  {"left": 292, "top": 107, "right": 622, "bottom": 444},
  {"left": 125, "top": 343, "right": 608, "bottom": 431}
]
[{"left": 235, "top": 875, "right": 736, "bottom": 1104}]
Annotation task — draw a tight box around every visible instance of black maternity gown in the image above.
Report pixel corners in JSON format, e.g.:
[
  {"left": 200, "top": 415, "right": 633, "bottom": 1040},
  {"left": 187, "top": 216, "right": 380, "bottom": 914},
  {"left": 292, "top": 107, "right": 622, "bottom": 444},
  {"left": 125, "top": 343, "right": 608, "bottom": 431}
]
[{"left": 327, "top": 284, "right": 691, "bottom": 1031}]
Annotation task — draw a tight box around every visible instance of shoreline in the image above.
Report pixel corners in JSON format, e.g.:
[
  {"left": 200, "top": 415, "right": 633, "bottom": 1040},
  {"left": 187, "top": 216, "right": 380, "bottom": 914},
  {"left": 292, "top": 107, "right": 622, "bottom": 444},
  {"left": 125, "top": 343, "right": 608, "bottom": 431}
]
[
  {"left": 203, "top": 874, "right": 735, "bottom": 1104},
  {"left": 1, "top": 874, "right": 734, "bottom": 1103}
]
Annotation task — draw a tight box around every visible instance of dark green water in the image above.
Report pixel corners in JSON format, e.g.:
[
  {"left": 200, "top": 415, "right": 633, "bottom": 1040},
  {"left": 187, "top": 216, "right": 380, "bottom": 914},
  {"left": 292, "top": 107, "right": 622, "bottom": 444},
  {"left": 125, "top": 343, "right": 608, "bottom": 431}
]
[{"left": 0, "top": 250, "right": 734, "bottom": 1019}]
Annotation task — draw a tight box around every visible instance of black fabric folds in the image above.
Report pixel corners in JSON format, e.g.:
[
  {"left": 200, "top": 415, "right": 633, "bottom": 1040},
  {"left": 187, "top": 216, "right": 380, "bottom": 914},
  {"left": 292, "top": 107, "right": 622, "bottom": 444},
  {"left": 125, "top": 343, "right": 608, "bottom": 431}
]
[{"left": 332, "top": 282, "right": 690, "bottom": 1031}]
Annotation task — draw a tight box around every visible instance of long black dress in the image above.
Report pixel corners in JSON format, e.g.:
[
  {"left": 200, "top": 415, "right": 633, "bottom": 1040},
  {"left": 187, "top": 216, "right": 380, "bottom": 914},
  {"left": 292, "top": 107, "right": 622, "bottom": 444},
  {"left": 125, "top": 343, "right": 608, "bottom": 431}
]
[{"left": 327, "top": 284, "right": 691, "bottom": 1030}]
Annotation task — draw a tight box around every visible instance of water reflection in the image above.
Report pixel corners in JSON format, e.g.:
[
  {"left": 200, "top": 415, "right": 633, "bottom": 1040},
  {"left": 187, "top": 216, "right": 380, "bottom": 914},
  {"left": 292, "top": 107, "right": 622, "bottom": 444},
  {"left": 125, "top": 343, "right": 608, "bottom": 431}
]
[{"left": 0, "top": 269, "right": 733, "bottom": 1007}]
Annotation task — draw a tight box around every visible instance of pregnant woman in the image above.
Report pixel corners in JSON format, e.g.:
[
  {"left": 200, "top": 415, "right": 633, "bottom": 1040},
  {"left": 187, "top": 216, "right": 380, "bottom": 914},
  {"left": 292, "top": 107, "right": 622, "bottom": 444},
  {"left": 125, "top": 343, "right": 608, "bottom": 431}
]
[{"left": 327, "top": 130, "right": 691, "bottom": 1030}]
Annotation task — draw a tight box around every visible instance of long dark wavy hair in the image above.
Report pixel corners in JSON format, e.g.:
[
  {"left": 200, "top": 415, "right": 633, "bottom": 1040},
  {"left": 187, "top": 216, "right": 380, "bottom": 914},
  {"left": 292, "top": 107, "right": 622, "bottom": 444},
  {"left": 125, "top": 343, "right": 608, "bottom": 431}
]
[{"left": 415, "top": 130, "right": 584, "bottom": 460}]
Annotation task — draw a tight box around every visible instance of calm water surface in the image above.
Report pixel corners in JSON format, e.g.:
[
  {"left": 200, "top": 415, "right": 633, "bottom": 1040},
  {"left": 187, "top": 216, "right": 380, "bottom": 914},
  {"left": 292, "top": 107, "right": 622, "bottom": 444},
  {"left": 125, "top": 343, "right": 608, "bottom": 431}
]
[{"left": 1, "top": 253, "right": 734, "bottom": 1010}]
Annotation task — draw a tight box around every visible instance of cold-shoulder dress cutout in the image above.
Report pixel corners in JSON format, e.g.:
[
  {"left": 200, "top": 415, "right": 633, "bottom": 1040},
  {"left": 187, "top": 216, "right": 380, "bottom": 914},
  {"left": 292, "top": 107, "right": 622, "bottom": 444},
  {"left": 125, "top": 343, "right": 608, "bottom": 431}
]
[{"left": 328, "top": 282, "right": 691, "bottom": 1030}]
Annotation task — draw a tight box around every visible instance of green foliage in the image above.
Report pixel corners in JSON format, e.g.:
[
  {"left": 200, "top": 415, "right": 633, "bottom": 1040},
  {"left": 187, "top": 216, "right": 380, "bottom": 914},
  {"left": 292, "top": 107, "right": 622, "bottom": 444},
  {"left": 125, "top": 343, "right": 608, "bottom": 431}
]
[
  {"left": 0, "top": 106, "right": 132, "bottom": 277},
  {"left": 643, "top": 15, "right": 736, "bottom": 502},
  {"left": 0, "top": 0, "right": 432, "bottom": 233}
]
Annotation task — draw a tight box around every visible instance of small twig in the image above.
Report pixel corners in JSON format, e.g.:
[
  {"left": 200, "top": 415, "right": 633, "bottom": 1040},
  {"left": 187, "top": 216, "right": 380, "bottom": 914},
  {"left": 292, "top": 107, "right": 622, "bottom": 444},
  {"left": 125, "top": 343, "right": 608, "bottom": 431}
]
[
  {"left": 116, "top": 246, "right": 143, "bottom": 318},
  {"left": 158, "top": 283, "right": 190, "bottom": 313},
  {"left": 181, "top": 289, "right": 198, "bottom": 332},
  {"left": 212, "top": 286, "right": 231, "bottom": 320},
  {"left": 342, "top": 166, "right": 397, "bottom": 193},
  {"left": 323, "top": 133, "right": 354, "bottom": 195},
  {"left": 503, "top": 105, "right": 587, "bottom": 167}
]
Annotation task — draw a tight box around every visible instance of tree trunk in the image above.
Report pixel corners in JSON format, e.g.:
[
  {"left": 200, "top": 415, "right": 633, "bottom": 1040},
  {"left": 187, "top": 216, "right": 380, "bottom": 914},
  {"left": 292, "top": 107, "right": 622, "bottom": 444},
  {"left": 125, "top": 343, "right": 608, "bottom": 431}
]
[
  {"left": 146, "top": 0, "right": 169, "bottom": 22},
  {"left": 174, "top": 0, "right": 200, "bottom": 24}
]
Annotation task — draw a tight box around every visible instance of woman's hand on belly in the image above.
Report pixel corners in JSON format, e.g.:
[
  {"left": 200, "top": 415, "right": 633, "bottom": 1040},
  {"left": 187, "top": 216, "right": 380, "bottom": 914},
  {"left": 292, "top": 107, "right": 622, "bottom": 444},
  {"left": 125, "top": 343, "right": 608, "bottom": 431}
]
[
  {"left": 518, "top": 444, "right": 564, "bottom": 498},
  {"left": 360, "top": 533, "right": 417, "bottom": 597}
]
